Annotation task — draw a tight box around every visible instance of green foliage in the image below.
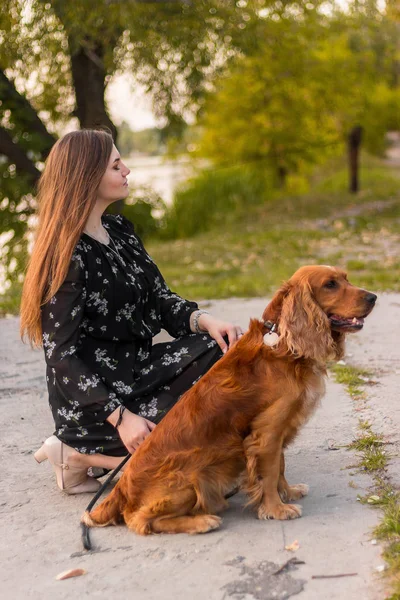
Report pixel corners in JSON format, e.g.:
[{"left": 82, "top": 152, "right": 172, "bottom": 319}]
[
  {"left": 143, "top": 156, "right": 400, "bottom": 301},
  {"left": 0, "top": 0, "right": 278, "bottom": 288},
  {"left": 331, "top": 363, "right": 372, "bottom": 399},
  {"left": 163, "top": 164, "right": 276, "bottom": 239},
  {"left": 1, "top": 0, "right": 400, "bottom": 303},
  {"left": 199, "top": 21, "right": 340, "bottom": 178},
  {"left": 0, "top": 280, "right": 22, "bottom": 316},
  {"left": 3, "top": 155, "right": 400, "bottom": 313},
  {"left": 198, "top": 8, "right": 400, "bottom": 179},
  {"left": 349, "top": 414, "right": 400, "bottom": 598}
]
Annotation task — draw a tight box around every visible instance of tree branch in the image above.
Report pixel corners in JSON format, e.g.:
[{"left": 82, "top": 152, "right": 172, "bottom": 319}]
[
  {"left": 0, "top": 70, "right": 56, "bottom": 158},
  {"left": 0, "top": 126, "right": 41, "bottom": 181}
]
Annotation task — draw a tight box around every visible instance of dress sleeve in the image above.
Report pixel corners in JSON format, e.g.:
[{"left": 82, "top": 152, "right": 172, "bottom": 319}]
[
  {"left": 41, "top": 250, "right": 121, "bottom": 422},
  {"left": 153, "top": 268, "right": 198, "bottom": 338},
  {"left": 114, "top": 214, "right": 198, "bottom": 337}
]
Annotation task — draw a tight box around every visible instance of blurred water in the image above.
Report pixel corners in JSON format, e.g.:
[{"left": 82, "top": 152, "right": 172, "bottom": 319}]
[{"left": 125, "top": 154, "right": 196, "bottom": 205}]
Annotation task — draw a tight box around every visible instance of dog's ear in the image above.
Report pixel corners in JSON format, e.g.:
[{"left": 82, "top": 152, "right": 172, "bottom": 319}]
[
  {"left": 262, "top": 282, "right": 290, "bottom": 324},
  {"left": 278, "top": 281, "right": 335, "bottom": 361}
]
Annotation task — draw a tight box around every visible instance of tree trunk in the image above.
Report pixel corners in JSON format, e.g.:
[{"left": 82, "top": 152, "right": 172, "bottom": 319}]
[
  {"left": 51, "top": 1, "right": 119, "bottom": 139},
  {"left": 348, "top": 126, "right": 363, "bottom": 194},
  {"left": 70, "top": 43, "right": 118, "bottom": 141},
  {"left": 277, "top": 166, "right": 287, "bottom": 188}
]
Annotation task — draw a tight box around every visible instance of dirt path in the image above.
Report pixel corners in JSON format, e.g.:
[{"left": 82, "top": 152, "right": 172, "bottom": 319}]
[
  {"left": 1, "top": 293, "right": 398, "bottom": 600},
  {"left": 385, "top": 132, "right": 400, "bottom": 168}
]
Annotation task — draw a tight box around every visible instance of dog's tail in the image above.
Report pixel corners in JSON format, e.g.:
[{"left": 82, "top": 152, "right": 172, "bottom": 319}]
[
  {"left": 82, "top": 484, "right": 123, "bottom": 528},
  {"left": 81, "top": 484, "right": 124, "bottom": 550}
]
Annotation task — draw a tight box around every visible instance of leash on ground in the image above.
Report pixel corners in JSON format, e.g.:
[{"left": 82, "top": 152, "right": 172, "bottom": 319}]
[
  {"left": 81, "top": 455, "right": 240, "bottom": 552},
  {"left": 81, "top": 453, "right": 131, "bottom": 551}
]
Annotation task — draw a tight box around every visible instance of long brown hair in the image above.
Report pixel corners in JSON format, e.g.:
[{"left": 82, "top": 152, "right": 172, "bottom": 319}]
[{"left": 20, "top": 129, "right": 114, "bottom": 347}]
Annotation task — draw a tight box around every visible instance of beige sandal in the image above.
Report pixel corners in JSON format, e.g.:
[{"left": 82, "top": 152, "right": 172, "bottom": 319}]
[{"left": 34, "top": 436, "right": 101, "bottom": 495}]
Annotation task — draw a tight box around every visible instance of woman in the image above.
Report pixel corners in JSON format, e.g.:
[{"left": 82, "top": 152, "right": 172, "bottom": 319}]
[{"left": 20, "top": 129, "right": 242, "bottom": 495}]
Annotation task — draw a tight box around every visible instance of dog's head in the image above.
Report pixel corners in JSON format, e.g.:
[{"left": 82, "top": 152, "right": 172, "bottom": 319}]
[{"left": 263, "top": 265, "right": 376, "bottom": 362}]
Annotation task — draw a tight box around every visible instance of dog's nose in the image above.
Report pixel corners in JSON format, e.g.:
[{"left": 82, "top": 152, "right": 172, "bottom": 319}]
[{"left": 365, "top": 292, "right": 377, "bottom": 305}]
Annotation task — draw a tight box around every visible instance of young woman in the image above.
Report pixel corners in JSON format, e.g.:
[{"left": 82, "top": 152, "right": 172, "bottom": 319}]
[{"left": 20, "top": 129, "right": 242, "bottom": 494}]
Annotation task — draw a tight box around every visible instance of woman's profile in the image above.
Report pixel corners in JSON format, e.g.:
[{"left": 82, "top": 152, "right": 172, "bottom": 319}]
[{"left": 20, "top": 129, "right": 242, "bottom": 494}]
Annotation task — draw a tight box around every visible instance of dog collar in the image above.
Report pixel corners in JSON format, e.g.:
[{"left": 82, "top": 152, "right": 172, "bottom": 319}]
[
  {"left": 264, "top": 320, "right": 277, "bottom": 333},
  {"left": 263, "top": 320, "right": 279, "bottom": 347}
]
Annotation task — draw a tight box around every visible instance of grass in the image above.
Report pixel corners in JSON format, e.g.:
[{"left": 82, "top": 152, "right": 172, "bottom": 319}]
[
  {"left": 1, "top": 153, "right": 400, "bottom": 315},
  {"left": 332, "top": 360, "right": 400, "bottom": 598},
  {"left": 354, "top": 435, "right": 400, "bottom": 597},
  {"left": 146, "top": 155, "right": 400, "bottom": 300},
  {"left": 348, "top": 420, "right": 388, "bottom": 474},
  {"left": 330, "top": 363, "right": 372, "bottom": 400},
  {"left": 375, "top": 486, "right": 400, "bottom": 598}
]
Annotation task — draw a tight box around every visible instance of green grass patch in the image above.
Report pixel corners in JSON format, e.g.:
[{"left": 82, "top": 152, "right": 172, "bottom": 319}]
[
  {"left": 343, "top": 261, "right": 400, "bottom": 294},
  {"left": 359, "top": 447, "right": 388, "bottom": 472},
  {"left": 376, "top": 492, "right": 400, "bottom": 597},
  {"left": 346, "top": 413, "right": 400, "bottom": 597},
  {"left": 330, "top": 363, "right": 372, "bottom": 399},
  {"left": 348, "top": 421, "right": 388, "bottom": 473},
  {"left": 148, "top": 155, "right": 400, "bottom": 300},
  {"left": 163, "top": 163, "right": 277, "bottom": 239},
  {"left": 375, "top": 498, "right": 400, "bottom": 539},
  {"left": 349, "top": 432, "right": 385, "bottom": 453}
]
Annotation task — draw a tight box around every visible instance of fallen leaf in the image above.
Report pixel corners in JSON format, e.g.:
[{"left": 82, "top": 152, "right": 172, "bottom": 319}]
[
  {"left": 376, "top": 565, "right": 386, "bottom": 573},
  {"left": 367, "top": 495, "right": 380, "bottom": 504},
  {"left": 56, "top": 568, "right": 86, "bottom": 581},
  {"left": 285, "top": 540, "right": 300, "bottom": 552}
]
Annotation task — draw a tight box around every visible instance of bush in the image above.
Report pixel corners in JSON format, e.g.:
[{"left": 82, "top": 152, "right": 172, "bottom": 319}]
[{"left": 163, "top": 164, "right": 276, "bottom": 239}]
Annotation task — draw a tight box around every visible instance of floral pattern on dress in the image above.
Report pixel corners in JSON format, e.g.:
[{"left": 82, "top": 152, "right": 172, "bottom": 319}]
[{"left": 41, "top": 213, "right": 222, "bottom": 455}]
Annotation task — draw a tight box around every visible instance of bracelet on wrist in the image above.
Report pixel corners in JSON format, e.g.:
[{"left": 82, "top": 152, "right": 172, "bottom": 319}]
[
  {"left": 192, "top": 310, "right": 210, "bottom": 334},
  {"left": 115, "top": 405, "right": 126, "bottom": 429}
]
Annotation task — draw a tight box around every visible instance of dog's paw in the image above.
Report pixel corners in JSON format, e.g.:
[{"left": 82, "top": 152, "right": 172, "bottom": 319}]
[
  {"left": 258, "top": 503, "right": 302, "bottom": 521},
  {"left": 189, "top": 514, "right": 222, "bottom": 534},
  {"left": 203, "top": 515, "right": 222, "bottom": 532},
  {"left": 280, "top": 484, "right": 309, "bottom": 502}
]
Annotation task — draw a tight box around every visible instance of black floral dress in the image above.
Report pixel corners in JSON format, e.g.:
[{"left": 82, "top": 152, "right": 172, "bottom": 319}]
[{"left": 41, "top": 214, "right": 222, "bottom": 456}]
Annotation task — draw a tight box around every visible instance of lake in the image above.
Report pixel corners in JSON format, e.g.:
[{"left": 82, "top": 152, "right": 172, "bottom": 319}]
[{"left": 125, "top": 154, "right": 199, "bottom": 206}]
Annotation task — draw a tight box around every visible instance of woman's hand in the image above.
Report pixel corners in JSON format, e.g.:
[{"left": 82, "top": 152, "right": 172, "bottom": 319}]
[
  {"left": 107, "top": 407, "right": 156, "bottom": 454},
  {"left": 196, "top": 313, "right": 243, "bottom": 354}
]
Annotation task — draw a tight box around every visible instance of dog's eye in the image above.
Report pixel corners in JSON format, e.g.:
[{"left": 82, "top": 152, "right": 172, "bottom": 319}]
[{"left": 324, "top": 279, "right": 338, "bottom": 289}]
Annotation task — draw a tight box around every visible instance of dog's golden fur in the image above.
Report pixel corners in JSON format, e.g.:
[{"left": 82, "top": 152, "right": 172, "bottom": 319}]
[{"left": 82, "top": 266, "right": 376, "bottom": 535}]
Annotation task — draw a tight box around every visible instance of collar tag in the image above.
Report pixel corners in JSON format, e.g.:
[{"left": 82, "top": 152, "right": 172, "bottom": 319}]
[{"left": 264, "top": 331, "right": 280, "bottom": 347}]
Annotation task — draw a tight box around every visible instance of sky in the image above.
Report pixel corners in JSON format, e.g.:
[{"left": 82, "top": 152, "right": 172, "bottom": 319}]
[{"left": 106, "top": 74, "right": 157, "bottom": 131}]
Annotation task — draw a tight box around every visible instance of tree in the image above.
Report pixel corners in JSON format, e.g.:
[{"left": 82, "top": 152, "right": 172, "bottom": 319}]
[
  {"left": 197, "top": 6, "right": 400, "bottom": 186},
  {"left": 0, "top": 0, "right": 275, "bottom": 281},
  {"left": 1, "top": 0, "right": 333, "bottom": 286}
]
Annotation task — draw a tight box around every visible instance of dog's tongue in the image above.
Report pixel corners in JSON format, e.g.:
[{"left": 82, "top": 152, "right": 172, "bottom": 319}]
[{"left": 330, "top": 315, "right": 364, "bottom": 327}]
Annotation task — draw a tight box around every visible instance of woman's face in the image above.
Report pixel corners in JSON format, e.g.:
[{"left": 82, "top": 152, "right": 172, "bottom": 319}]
[{"left": 97, "top": 145, "right": 130, "bottom": 205}]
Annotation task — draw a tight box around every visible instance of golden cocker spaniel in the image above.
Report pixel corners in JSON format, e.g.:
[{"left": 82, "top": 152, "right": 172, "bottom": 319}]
[{"left": 83, "top": 265, "right": 376, "bottom": 536}]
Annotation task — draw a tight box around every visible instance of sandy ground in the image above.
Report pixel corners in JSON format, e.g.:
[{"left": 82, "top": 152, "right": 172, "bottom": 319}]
[{"left": 1, "top": 292, "right": 399, "bottom": 600}]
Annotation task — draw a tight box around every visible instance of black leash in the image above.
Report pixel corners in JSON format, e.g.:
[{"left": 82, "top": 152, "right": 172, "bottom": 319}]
[
  {"left": 81, "top": 450, "right": 240, "bottom": 552},
  {"left": 81, "top": 453, "right": 131, "bottom": 551}
]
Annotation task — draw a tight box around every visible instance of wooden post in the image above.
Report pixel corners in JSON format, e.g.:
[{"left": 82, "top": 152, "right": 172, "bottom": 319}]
[{"left": 348, "top": 126, "right": 363, "bottom": 194}]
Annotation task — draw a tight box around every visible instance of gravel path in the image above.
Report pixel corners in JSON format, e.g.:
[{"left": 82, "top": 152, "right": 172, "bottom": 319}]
[{"left": 1, "top": 293, "right": 399, "bottom": 600}]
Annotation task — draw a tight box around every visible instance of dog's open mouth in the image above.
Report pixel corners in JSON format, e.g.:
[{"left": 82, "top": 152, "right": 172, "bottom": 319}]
[{"left": 329, "top": 314, "right": 365, "bottom": 331}]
